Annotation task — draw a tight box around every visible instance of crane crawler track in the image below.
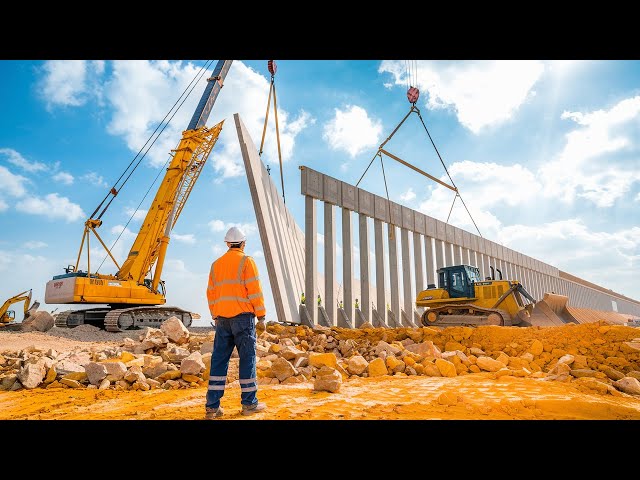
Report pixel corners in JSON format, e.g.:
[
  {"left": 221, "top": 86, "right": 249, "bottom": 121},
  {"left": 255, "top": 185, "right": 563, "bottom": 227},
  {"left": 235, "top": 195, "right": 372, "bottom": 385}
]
[
  {"left": 54, "top": 306, "right": 192, "bottom": 332},
  {"left": 421, "top": 303, "right": 513, "bottom": 327},
  {"left": 104, "top": 306, "right": 192, "bottom": 332}
]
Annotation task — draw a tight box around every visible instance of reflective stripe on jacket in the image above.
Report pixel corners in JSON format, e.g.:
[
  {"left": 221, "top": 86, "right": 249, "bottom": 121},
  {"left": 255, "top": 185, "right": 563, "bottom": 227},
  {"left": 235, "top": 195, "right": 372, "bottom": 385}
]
[{"left": 207, "top": 248, "right": 266, "bottom": 318}]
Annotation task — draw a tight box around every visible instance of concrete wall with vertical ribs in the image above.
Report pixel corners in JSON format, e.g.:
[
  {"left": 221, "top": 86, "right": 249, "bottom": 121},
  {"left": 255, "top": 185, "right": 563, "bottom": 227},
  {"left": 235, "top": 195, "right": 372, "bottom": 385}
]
[{"left": 236, "top": 114, "right": 640, "bottom": 325}]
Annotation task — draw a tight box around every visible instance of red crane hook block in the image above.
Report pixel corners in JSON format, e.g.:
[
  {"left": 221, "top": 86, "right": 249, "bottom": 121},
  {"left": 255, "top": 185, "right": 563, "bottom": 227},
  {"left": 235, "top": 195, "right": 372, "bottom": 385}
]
[
  {"left": 407, "top": 86, "right": 420, "bottom": 104},
  {"left": 268, "top": 60, "right": 277, "bottom": 76}
]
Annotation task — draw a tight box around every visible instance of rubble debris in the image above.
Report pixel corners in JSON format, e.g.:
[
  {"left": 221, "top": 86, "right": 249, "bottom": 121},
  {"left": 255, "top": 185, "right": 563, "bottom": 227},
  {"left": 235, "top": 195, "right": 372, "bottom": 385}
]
[{"left": 0, "top": 321, "right": 639, "bottom": 400}]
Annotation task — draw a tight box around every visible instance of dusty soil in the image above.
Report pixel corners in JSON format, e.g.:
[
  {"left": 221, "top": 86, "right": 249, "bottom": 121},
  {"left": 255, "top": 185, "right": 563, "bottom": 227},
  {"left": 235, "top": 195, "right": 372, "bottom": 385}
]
[
  {"left": 1, "top": 324, "right": 640, "bottom": 421},
  {"left": 2, "top": 371, "right": 639, "bottom": 420}
]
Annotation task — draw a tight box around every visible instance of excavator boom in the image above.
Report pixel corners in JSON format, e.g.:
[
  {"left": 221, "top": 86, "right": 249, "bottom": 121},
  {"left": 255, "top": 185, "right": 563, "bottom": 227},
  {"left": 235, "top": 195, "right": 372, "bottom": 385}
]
[{"left": 1, "top": 289, "right": 38, "bottom": 325}]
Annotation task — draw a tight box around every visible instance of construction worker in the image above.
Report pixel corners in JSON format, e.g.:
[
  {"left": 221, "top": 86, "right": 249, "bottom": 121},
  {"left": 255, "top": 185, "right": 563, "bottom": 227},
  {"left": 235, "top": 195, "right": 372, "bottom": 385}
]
[
  {"left": 339, "top": 300, "right": 343, "bottom": 309},
  {"left": 205, "top": 226, "right": 267, "bottom": 419},
  {"left": 317, "top": 295, "right": 322, "bottom": 307},
  {"left": 300, "top": 292, "right": 305, "bottom": 304},
  {"left": 354, "top": 298, "right": 359, "bottom": 309}
]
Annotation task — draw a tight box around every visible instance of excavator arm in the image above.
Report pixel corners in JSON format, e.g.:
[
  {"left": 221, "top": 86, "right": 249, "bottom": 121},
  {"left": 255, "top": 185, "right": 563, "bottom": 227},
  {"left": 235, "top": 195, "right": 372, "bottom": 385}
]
[{"left": 0, "top": 289, "right": 37, "bottom": 324}]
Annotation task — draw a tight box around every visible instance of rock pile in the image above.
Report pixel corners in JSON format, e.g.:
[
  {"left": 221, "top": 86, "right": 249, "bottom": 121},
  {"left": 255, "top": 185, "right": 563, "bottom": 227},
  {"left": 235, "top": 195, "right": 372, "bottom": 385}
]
[{"left": 1, "top": 318, "right": 639, "bottom": 398}]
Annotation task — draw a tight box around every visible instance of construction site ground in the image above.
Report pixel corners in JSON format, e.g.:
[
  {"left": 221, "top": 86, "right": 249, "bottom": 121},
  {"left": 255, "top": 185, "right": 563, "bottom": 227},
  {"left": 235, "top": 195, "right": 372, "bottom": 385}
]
[{"left": 2, "top": 322, "right": 640, "bottom": 422}]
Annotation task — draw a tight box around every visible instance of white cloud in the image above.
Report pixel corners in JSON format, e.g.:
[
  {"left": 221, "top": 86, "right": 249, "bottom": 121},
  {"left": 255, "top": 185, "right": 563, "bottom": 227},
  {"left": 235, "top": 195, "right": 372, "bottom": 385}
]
[
  {"left": 417, "top": 160, "right": 541, "bottom": 237},
  {"left": 40, "top": 60, "right": 105, "bottom": 110},
  {"left": 540, "top": 96, "right": 640, "bottom": 207},
  {"left": 0, "top": 165, "right": 28, "bottom": 197},
  {"left": 208, "top": 219, "right": 257, "bottom": 237},
  {"left": 124, "top": 207, "right": 148, "bottom": 221},
  {"left": 172, "top": 233, "right": 195, "bottom": 244},
  {"left": 24, "top": 241, "right": 47, "bottom": 249},
  {"left": 0, "top": 148, "right": 47, "bottom": 173},
  {"left": 212, "top": 244, "right": 226, "bottom": 256},
  {"left": 104, "top": 60, "right": 313, "bottom": 179},
  {"left": 41, "top": 60, "right": 88, "bottom": 109},
  {"left": 379, "top": 60, "right": 545, "bottom": 133},
  {"left": 636, "top": 192, "right": 640, "bottom": 202},
  {"left": 81, "top": 172, "right": 108, "bottom": 188},
  {"left": 252, "top": 250, "right": 264, "bottom": 258},
  {"left": 0, "top": 199, "right": 7, "bottom": 212},
  {"left": 15, "top": 194, "right": 85, "bottom": 222},
  {"left": 109, "top": 225, "right": 136, "bottom": 237},
  {"left": 323, "top": 105, "right": 382, "bottom": 157},
  {"left": 208, "top": 219, "right": 226, "bottom": 232},
  {"left": 500, "top": 220, "right": 639, "bottom": 298},
  {"left": 53, "top": 171, "right": 74, "bottom": 185},
  {"left": 399, "top": 187, "right": 416, "bottom": 202}
]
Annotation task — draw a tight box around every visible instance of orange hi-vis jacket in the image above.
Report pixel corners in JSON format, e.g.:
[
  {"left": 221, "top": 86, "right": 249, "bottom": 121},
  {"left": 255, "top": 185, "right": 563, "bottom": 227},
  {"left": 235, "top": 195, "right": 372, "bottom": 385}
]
[{"left": 207, "top": 247, "right": 266, "bottom": 319}]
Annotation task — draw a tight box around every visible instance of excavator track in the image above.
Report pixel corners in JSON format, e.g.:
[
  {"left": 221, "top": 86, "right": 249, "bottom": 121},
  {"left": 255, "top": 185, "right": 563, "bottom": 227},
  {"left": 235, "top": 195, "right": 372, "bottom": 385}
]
[
  {"left": 54, "top": 306, "right": 192, "bottom": 332},
  {"left": 421, "top": 303, "right": 513, "bottom": 327}
]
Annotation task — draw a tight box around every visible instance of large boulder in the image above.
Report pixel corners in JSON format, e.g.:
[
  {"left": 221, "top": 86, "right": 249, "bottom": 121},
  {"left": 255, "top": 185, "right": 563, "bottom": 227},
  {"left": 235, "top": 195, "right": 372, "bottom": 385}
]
[
  {"left": 160, "top": 316, "right": 190, "bottom": 345},
  {"left": 313, "top": 366, "right": 342, "bottom": 393},
  {"left": 17, "top": 359, "right": 48, "bottom": 389},
  {"left": 180, "top": 352, "right": 205, "bottom": 376},
  {"left": 21, "top": 311, "right": 54, "bottom": 332}
]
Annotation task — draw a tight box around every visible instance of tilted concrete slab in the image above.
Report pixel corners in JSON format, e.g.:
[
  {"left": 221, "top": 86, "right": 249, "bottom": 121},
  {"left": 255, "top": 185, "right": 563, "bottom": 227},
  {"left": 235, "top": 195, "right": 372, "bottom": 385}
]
[{"left": 235, "top": 113, "right": 306, "bottom": 324}]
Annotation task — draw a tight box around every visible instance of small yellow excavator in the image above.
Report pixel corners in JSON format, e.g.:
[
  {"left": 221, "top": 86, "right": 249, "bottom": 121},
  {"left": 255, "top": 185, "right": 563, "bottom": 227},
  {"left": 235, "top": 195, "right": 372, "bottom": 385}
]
[
  {"left": 416, "top": 264, "right": 537, "bottom": 327},
  {"left": 0, "top": 289, "right": 40, "bottom": 326}
]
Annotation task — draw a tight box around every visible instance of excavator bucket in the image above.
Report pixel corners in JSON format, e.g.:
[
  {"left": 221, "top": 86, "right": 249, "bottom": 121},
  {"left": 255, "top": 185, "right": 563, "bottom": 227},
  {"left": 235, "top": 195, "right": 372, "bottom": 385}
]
[{"left": 24, "top": 300, "right": 40, "bottom": 321}]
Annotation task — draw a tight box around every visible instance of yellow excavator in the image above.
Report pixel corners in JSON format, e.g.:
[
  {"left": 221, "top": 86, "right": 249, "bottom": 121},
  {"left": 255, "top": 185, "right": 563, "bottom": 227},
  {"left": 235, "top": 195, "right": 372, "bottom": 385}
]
[
  {"left": 1, "top": 289, "right": 40, "bottom": 327},
  {"left": 45, "top": 60, "right": 233, "bottom": 331},
  {"left": 416, "top": 264, "right": 537, "bottom": 327}
]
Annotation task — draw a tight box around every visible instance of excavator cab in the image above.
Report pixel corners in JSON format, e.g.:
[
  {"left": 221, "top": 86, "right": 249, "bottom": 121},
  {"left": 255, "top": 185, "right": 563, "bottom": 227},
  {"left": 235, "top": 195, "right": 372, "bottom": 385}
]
[
  {"left": 1, "top": 289, "right": 39, "bottom": 325},
  {"left": 437, "top": 265, "right": 481, "bottom": 299}
]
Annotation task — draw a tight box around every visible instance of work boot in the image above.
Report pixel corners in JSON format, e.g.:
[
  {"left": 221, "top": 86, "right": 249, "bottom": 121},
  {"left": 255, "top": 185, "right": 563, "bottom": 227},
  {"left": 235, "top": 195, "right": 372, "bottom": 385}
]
[
  {"left": 241, "top": 402, "right": 267, "bottom": 416},
  {"left": 205, "top": 406, "right": 224, "bottom": 419}
]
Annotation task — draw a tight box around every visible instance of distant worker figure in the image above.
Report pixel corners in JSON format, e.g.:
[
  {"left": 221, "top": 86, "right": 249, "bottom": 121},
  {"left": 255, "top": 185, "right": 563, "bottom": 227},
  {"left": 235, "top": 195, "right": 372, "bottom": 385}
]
[
  {"left": 317, "top": 295, "right": 322, "bottom": 306},
  {"left": 339, "top": 300, "right": 343, "bottom": 309},
  {"left": 205, "top": 226, "right": 267, "bottom": 419},
  {"left": 387, "top": 303, "right": 390, "bottom": 311},
  {"left": 300, "top": 292, "right": 305, "bottom": 305},
  {"left": 354, "top": 298, "right": 360, "bottom": 309}
]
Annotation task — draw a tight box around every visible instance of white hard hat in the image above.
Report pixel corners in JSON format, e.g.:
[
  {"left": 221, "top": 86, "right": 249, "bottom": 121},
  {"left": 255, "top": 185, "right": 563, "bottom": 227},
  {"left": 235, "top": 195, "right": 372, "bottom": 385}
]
[{"left": 224, "top": 226, "right": 246, "bottom": 243}]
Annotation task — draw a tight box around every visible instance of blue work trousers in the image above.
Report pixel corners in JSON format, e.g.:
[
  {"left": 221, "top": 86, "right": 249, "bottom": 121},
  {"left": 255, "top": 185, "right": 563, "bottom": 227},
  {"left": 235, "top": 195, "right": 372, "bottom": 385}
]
[{"left": 206, "top": 313, "right": 258, "bottom": 409}]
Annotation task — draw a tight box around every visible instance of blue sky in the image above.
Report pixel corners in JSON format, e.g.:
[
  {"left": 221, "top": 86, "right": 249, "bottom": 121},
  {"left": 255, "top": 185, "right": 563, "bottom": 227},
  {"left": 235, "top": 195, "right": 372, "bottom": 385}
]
[{"left": 1, "top": 60, "right": 639, "bottom": 325}]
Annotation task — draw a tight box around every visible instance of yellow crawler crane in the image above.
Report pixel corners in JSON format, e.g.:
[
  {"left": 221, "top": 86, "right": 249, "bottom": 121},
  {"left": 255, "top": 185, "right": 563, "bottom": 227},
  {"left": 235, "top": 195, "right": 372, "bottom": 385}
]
[
  {"left": 416, "top": 264, "right": 537, "bottom": 327},
  {"left": 45, "top": 60, "right": 233, "bottom": 331}
]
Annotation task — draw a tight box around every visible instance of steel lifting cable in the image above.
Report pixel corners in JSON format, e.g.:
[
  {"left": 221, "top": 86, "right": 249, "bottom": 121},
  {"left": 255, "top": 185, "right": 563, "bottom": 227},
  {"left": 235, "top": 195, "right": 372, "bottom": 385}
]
[
  {"left": 414, "top": 108, "right": 483, "bottom": 237},
  {"left": 94, "top": 60, "right": 214, "bottom": 273},
  {"left": 258, "top": 60, "right": 286, "bottom": 204},
  {"left": 356, "top": 59, "right": 483, "bottom": 238},
  {"left": 93, "top": 60, "right": 214, "bottom": 221}
]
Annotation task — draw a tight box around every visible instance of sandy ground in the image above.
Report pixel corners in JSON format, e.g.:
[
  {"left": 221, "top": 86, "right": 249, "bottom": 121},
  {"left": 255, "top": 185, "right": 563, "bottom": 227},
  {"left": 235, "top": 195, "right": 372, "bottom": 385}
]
[
  {"left": 2, "top": 325, "right": 640, "bottom": 424},
  {"left": 2, "top": 373, "right": 640, "bottom": 421},
  {"left": 2, "top": 328, "right": 640, "bottom": 421}
]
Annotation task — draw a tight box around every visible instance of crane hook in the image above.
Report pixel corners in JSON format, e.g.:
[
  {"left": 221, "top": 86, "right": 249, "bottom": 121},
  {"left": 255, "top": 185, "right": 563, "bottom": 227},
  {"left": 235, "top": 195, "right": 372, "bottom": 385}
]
[
  {"left": 407, "top": 86, "right": 419, "bottom": 105},
  {"left": 268, "top": 60, "right": 277, "bottom": 77}
]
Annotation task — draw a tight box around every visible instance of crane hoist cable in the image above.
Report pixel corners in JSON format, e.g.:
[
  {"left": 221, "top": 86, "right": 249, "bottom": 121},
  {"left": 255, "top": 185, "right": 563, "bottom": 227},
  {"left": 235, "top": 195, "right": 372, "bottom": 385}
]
[
  {"left": 355, "top": 60, "right": 483, "bottom": 238},
  {"left": 95, "top": 60, "right": 214, "bottom": 273},
  {"left": 91, "top": 60, "right": 214, "bottom": 223},
  {"left": 258, "top": 60, "right": 286, "bottom": 204}
]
